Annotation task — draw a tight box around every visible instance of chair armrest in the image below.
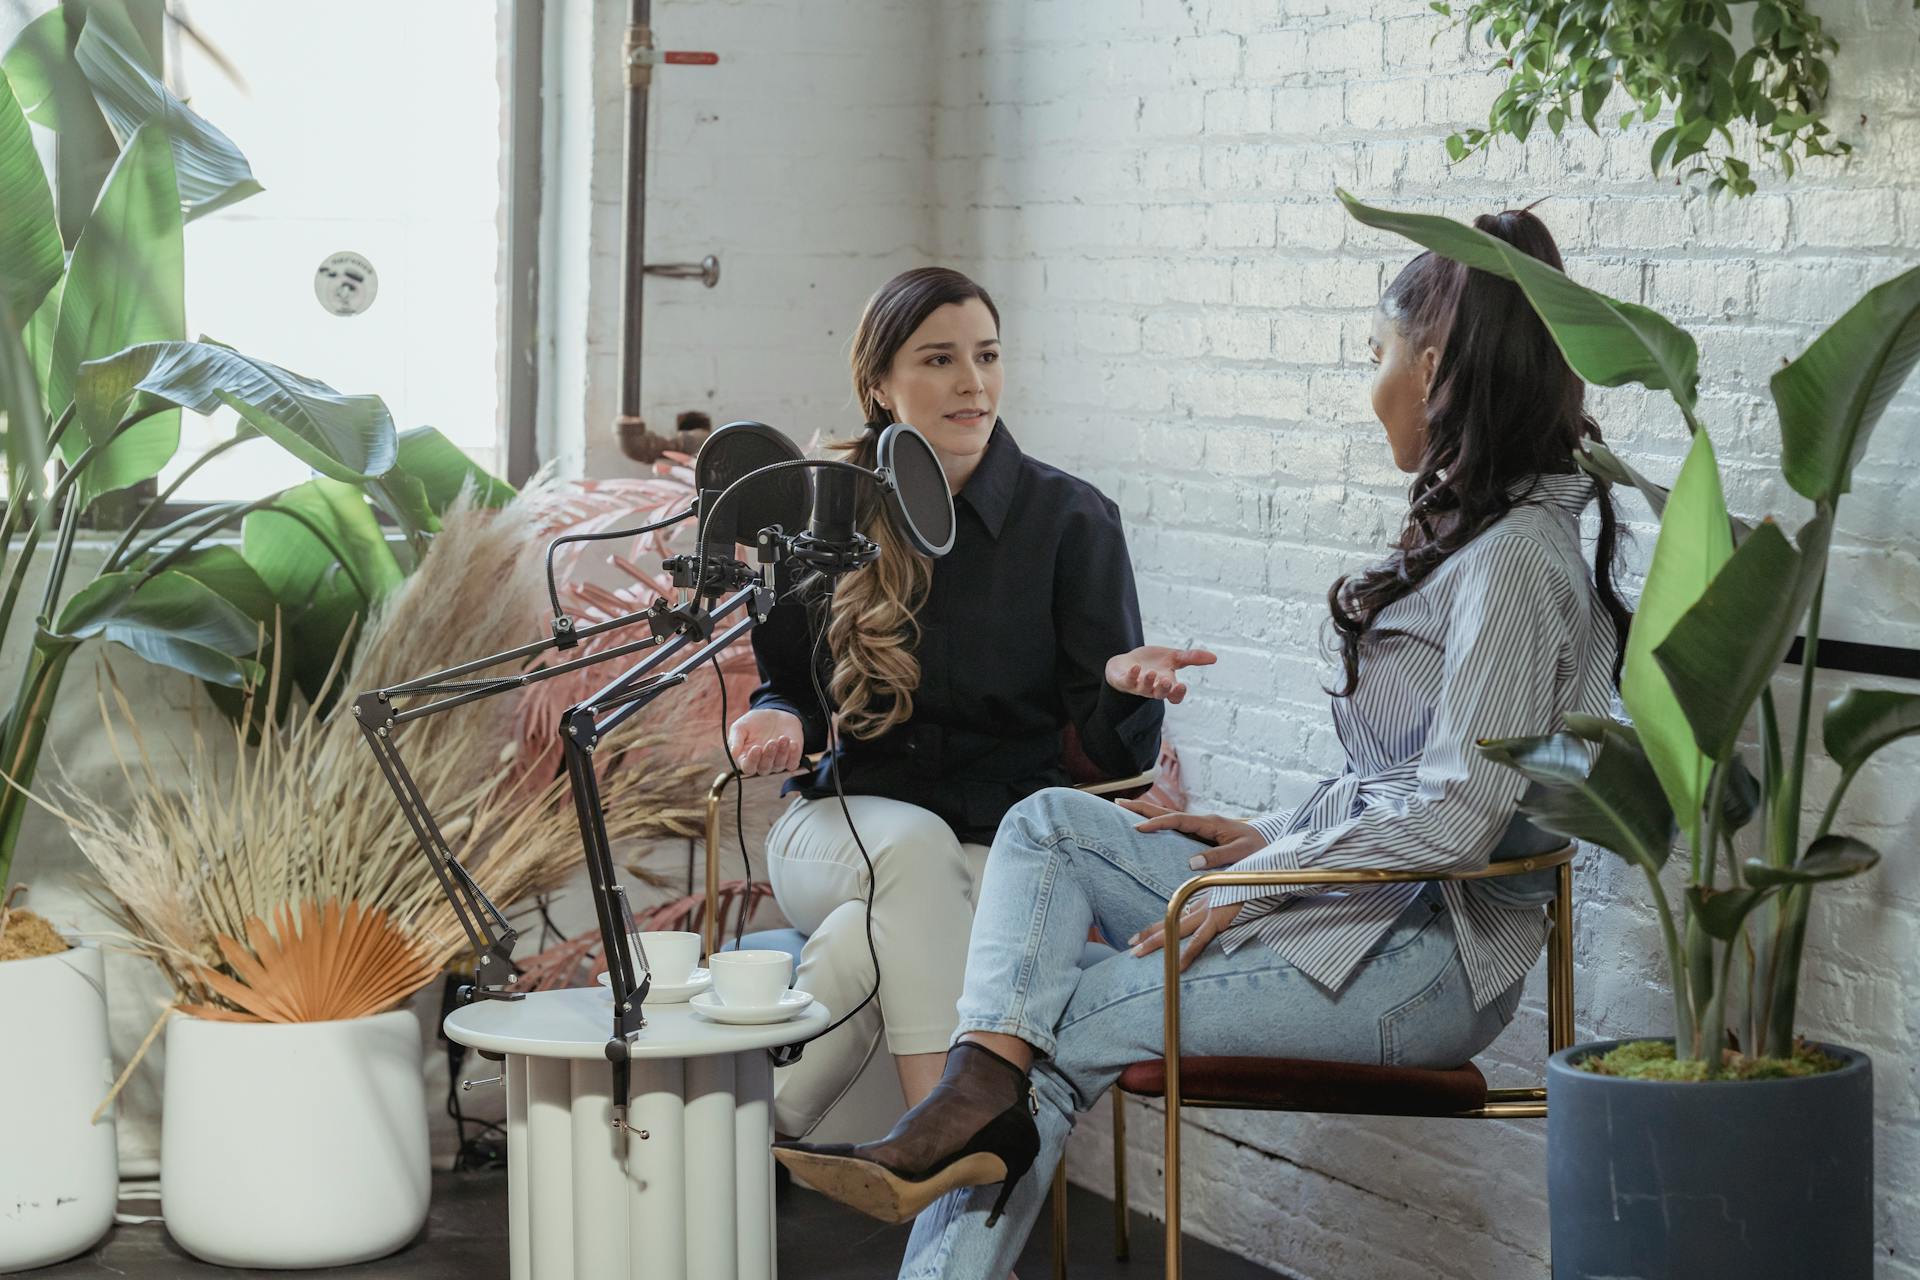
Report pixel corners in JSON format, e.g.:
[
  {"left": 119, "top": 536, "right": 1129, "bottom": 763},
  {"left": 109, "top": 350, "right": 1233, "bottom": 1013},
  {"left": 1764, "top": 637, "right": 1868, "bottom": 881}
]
[
  {"left": 1160, "top": 844, "right": 1575, "bottom": 932},
  {"left": 1075, "top": 767, "right": 1158, "bottom": 799}
]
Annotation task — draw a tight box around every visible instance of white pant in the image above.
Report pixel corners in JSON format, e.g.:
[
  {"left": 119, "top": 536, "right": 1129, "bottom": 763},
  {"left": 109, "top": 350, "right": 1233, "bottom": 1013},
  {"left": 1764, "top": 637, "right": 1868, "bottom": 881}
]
[{"left": 763, "top": 794, "right": 990, "bottom": 1138}]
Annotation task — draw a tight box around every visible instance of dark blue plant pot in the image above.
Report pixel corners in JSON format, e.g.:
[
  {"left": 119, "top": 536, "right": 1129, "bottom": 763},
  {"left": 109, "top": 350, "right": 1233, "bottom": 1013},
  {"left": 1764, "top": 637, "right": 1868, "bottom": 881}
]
[{"left": 1548, "top": 1039, "right": 1873, "bottom": 1279}]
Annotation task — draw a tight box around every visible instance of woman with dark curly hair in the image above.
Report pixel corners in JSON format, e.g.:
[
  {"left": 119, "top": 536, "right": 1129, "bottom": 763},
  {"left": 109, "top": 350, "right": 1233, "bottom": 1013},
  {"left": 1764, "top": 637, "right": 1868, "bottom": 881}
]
[{"left": 774, "top": 209, "right": 1633, "bottom": 1279}]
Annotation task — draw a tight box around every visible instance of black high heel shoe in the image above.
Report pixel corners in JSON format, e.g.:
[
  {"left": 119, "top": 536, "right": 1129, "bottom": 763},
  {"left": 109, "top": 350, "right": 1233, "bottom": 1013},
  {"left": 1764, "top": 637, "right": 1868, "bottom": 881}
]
[{"left": 773, "top": 1041, "right": 1042, "bottom": 1226}]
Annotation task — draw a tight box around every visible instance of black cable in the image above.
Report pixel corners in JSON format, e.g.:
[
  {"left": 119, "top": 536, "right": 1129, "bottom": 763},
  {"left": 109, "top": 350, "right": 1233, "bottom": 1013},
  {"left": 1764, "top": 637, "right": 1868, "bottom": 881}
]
[
  {"left": 709, "top": 568, "right": 882, "bottom": 1054},
  {"left": 711, "top": 653, "right": 755, "bottom": 952},
  {"left": 802, "top": 593, "right": 884, "bottom": 1041},
  {"left": 543, "top": 503, "right": 696, "bottom": 619}
]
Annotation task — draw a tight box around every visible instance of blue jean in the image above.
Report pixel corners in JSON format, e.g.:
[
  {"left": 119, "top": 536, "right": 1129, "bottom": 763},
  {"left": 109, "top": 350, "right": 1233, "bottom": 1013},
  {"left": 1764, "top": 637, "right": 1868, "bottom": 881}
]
[{"left": 899, "top": 788, "right": 1520, "bottom": 1280}]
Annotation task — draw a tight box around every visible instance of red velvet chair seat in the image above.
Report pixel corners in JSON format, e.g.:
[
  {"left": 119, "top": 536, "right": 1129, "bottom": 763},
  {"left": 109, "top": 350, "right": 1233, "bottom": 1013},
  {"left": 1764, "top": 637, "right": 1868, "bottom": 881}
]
[{"left": 1117, "top": 1056, "right": 1489, "bottom": 1117}]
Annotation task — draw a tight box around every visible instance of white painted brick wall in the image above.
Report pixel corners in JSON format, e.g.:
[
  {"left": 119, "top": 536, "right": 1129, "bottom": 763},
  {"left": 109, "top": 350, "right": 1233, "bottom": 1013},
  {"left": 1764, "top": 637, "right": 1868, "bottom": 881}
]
[
  {"left": 542, "top": 0, "right": 939, "bottom": 478},
  {"left": 917, "top": 3, "right": 1920, "bottom": 1278}
]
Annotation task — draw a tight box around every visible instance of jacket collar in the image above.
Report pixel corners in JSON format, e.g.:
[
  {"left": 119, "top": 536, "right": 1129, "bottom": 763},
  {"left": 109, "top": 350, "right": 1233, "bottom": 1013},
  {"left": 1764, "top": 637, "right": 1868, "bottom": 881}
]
[{"left": 954, "top": 420, "right": 1021, "bottom": 540}]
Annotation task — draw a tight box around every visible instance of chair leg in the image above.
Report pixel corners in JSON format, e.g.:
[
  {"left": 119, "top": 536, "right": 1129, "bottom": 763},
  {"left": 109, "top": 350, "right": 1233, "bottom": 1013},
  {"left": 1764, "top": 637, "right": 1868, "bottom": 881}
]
[
  {"left": 1164, "top": 1091, "right": 1182, "bottom": 1280},
  {"left": 1050, "top": 1161, "right": 1069, "bottom": 1280},
  {"left": 1111, "top": 1089, "right": 1129, "bottom": 1260}
]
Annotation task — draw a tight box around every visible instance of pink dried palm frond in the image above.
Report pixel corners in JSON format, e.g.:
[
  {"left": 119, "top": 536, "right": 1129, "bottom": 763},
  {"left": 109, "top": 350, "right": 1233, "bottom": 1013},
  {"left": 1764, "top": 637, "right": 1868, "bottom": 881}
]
[{"left": 510, "top": 467, "right": 761, "bottom": 792}]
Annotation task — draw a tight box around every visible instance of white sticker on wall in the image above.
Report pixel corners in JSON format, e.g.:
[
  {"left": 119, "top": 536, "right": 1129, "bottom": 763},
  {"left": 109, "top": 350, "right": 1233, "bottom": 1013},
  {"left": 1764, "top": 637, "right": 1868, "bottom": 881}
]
[{"left": 314, "top": 251, "right": 378, "bottom": 317}]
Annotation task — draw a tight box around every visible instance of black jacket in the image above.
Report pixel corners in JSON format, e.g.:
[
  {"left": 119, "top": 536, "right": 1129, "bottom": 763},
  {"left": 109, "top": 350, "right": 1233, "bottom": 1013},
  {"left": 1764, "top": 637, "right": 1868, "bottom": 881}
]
[{"left": 748, "top": 421, "right": 1162, "bottom": 843}]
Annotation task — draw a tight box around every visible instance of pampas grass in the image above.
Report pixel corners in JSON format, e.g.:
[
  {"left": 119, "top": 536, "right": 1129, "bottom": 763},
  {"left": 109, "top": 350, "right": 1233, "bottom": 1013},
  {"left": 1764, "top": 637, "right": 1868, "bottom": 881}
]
[{"left": 45, "top": 483, "right": 715, "bottom": 1017}]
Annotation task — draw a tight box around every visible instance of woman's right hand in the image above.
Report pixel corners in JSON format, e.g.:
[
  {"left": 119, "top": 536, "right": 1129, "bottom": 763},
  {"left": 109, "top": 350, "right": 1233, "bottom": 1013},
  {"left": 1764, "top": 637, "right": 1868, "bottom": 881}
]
[
  {"left": 727, "top": 708, "right": 808, "bottom": 777},
  {"left": 1116, "top": 799, "right": 1264, "bottom": 870}
]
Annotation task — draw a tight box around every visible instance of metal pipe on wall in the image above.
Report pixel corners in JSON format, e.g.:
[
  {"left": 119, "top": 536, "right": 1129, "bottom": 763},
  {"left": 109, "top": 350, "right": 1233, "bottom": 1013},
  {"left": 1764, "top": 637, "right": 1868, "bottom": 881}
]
[{"left": 614, "top": 1, "right": 719, "bottom": 465}]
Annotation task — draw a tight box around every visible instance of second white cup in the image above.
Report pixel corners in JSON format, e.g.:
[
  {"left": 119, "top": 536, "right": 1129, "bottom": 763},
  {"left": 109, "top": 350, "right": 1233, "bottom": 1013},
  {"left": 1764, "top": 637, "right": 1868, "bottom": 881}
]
[
  {"left": 707, "top": 949, "right": 792, "bottom": 1009},
  {"left": 631, "top": 930, "right": 701, "bottom": 986}
]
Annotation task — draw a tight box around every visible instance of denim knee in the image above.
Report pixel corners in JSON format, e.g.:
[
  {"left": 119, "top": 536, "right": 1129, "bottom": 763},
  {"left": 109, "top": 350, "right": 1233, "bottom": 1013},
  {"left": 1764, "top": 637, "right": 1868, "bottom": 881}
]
[{"left": 1004, "top": 786, "right": 1125, "bottom": 847}]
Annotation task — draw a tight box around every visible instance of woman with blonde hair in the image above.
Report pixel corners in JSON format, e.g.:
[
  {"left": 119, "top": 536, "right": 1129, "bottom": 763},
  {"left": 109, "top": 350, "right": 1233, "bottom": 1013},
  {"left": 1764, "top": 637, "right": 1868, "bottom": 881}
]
[{"left": 728, "top": 267, "right": 1212, "bottom": 1137}]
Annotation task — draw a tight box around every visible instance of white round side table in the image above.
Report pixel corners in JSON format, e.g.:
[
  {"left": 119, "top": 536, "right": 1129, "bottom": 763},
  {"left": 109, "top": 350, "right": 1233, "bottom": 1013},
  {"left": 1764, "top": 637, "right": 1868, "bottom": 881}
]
[{"left": 444, "top": 987, "right": 829, "bottom": 1280}]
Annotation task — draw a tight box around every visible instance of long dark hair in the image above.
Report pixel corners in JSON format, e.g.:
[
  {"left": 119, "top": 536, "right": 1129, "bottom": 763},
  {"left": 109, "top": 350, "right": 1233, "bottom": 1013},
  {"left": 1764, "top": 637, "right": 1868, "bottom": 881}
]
[
  {"left": 1327, "top": 209, "right": 1632, "bottom": 696},
  {"left": 828, "top": 267, "right": 1000, "bottom": 736}
]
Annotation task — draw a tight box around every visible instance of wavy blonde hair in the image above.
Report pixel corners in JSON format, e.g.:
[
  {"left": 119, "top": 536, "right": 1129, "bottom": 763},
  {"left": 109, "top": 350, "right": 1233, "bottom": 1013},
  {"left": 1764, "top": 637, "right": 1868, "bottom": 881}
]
[{"left": 827, "top": 268, "right": 999, "bottom": 739}]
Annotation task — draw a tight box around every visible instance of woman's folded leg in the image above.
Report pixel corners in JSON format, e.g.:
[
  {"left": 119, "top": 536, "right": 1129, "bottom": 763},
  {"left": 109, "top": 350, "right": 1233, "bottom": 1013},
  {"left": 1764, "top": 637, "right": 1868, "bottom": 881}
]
[
  {"left": 901, "top": 884, "right": 1515, "bottom": 1279},
  {"left": 768, "top": 794, "right": 987, "bottom": 1133}
]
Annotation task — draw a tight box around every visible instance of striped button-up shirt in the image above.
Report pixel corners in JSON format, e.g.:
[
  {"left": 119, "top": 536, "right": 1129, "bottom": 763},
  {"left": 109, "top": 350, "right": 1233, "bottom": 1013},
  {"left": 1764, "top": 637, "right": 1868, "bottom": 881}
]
[{"left": 1212, "top": 472, "right": 1616, "bottom": 1010}]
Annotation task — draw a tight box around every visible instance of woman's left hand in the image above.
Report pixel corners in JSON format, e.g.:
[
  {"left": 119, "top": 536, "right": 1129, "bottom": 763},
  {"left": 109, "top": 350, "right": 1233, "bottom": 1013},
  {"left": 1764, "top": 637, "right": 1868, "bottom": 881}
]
[
  {"left": 1128, "top": 898, "right": 1241, "bottom": 972},
  {"left": 1105, "top": 645, "right": 1217, "bottom": 704}
]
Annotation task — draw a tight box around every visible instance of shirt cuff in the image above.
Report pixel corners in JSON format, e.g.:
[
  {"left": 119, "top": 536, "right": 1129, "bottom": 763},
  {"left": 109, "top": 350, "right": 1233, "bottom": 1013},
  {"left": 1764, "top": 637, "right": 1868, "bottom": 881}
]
[
  {"left": 1248, "top": 812, "right": 1294, "bottom": 845},
  {"left": 1204, "top": 832, "right": 1306, "bottom": 908}
]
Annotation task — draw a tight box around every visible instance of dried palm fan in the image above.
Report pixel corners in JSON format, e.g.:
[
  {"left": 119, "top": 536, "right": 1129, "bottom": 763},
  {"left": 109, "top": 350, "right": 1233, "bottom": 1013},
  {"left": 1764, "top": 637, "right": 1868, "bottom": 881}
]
[
  {"left": 182, "top": 899, "right": 438, "bottom": 1024},
  {"left": 45, "top": 483, "right": 715, "bottom": 1013}
]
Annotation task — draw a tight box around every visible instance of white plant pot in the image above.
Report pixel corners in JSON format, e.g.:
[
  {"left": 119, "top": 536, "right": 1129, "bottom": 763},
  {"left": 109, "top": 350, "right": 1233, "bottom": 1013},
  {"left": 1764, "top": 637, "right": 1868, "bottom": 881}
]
[
  {"left": 161, "top": 1008, "right": 430, "bottom": 1269},
  {"left": 0, "top": 941, "right": 119, "bottom": 1272}
]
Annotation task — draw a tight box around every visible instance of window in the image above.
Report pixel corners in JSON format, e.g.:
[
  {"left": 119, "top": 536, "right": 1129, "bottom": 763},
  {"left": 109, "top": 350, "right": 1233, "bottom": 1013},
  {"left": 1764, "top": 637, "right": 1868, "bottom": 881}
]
[{"left": 165, "top": 0, "right": 507, "bottom": 500}]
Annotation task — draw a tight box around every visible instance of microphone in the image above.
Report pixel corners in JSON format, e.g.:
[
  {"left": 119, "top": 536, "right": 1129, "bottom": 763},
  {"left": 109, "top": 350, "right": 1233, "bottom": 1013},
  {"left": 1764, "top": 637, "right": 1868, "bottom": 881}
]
[{"left": 805, "top": 465, "right": 859, "bottom": 549}]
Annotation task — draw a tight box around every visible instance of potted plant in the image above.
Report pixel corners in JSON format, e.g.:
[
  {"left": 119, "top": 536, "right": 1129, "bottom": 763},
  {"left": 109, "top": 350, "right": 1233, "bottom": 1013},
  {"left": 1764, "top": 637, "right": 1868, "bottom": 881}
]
[
  {"left": 0, "top": 7, "right": 502, "bottom": 1266},
  {"left": 1340, "top": 191, "right": 1914, "bottom": 1278},
  {"left": 34, "top": 488, "right": 708, "bottom": 1266}
]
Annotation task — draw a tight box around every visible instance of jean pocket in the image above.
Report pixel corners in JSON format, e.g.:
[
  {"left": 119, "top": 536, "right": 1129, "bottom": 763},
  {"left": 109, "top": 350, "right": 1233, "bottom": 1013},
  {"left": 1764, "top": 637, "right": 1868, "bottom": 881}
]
[{"left": 1378, "top": 958, "right": 1460, "bottom": 1068}]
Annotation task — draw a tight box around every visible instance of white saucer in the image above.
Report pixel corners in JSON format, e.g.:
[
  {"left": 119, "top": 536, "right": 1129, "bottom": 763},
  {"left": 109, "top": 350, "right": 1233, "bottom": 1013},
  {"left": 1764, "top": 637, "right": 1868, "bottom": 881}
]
[
  {"left": 688, "top": 989, "right": 815, "bottom": 1025},
  {"left": 595, "top": 968, "right": 713, "bottom": 1004}
]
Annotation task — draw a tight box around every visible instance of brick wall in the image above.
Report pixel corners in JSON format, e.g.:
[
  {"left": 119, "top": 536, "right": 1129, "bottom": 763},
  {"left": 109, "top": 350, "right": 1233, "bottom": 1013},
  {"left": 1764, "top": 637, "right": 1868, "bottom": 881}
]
[
  {"left": 919, "top": 2, "right": 1920, "bottom": 1277},
  {"left": 542, "top": 0, "right": 940, "bottom": 479}
]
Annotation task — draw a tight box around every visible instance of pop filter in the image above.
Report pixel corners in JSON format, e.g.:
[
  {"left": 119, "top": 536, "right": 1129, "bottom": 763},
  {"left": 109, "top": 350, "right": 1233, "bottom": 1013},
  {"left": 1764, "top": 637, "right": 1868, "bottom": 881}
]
[
  {"left": 692, "top": 420, "right": 809, "bottom": 549},
  {"left": 874, "top": 424, "right": 955, "bottom": 557}
]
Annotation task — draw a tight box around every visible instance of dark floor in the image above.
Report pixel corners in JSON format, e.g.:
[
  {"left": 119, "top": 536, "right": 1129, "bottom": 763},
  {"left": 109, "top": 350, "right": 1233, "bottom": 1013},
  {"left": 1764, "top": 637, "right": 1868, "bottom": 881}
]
[{"left": 35, "top": 1170, "right": 1285, "bottom": 1278}]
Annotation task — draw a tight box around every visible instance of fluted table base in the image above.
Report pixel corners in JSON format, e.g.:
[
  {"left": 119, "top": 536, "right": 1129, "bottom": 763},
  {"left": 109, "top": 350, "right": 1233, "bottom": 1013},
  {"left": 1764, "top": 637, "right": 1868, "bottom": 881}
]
[{"left": 503, "top": 1049, "right": 777, "bottom": 1280}]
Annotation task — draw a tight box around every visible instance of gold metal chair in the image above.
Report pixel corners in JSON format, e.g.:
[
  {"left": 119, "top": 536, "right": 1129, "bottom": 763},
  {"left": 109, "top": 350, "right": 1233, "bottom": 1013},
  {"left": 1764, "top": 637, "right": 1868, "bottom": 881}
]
[{"left": 1100, "top": 845, "right": 1577, "bottom": 1279}]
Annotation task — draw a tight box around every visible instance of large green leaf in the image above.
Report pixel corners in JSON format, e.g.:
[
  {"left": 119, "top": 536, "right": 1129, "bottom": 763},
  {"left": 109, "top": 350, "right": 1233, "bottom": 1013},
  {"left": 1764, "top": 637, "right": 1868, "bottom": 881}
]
[
  {"left": 242, "top": 477, "right": 402, "bottom": 611},
  {"left": 164, "top": 544, "right": 279, "bottom": 625},
  {"left": 73, "top": 21, "right": 262, "bottom": 222},
  {"left": 1620, "top": 428, "right": 1733, "bottom": 838},
  {"left": 1743, "top": 835, "right": 1880, "bottom": 890},
  {"left": 23, "top": 272, "right": 63, "bottom": 399},
  {"left": 75, "top": 340, "right": 396, "bottom": 480},
  {"left": 53, "top": 568, "right": 262, "bottom": 686},
  {"left": 4, "top": 3, "right": 157, "bottom": 127},
  {"left": 1773, "top": 265, "right": 1920, "bottom": 503},
  {"left": 397, "top": 426, "right": 516, "bottom": 511},
  {"left": 0, "top": 70, "right": 64, "bottom": 321},
  {"left": 1338, "top": 190, "right": 1700, "bottom": 414},
  {"left": 48, "top": 123, "right": 184, "bottom": 505},
  {"left": 1823, "top": 688, "right": 1920, "bottom": 775},
  {"left": 241, "top": 481, "right": 380, "bottom": 708},
  {"left": 1478, "top": 717, "right": 1676, "bottom": 870},
  {"left": 1653, "top": 512, "right": 1833, "bottom": 763},
  {"left": 0, "top": 302, "right": 49, "bottom": 517},
  {"left": 1686, "top": 883, "right": 1770, "bottom": 941},
  {"left": 3, "top": 9, "right": 74, "bottom": 127},
  {"left": 1578, "top": 439, "right": 1754, "bottom": 541},
  {"left": 366, "top": 426, "right": 517, "bottom": 543}
]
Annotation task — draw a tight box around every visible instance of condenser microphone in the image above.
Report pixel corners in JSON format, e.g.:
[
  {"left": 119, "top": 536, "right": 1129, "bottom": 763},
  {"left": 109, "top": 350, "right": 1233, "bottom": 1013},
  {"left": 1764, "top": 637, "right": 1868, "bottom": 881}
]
[{"left": 807, "top": 465, "right": 859, "bottom": 548}]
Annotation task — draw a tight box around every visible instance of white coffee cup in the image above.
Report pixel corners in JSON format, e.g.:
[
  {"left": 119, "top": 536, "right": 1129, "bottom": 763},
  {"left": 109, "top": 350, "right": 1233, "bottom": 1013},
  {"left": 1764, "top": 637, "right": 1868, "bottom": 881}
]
[
  {"left": 631, "top": 930, "right": 701, "bottom": 986},
  {"left": 707, "top": 949, "right": 792, "bottom": 1009}
]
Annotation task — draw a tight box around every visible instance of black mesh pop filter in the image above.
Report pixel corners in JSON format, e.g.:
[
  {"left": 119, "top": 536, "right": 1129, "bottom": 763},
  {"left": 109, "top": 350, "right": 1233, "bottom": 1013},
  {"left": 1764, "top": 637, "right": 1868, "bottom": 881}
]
[
  {"left": 874, "top": 424, "right": 955, "bottom": 557},
  {"left": 693, "top": 420, "right": 809, "bottom": 548}
]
